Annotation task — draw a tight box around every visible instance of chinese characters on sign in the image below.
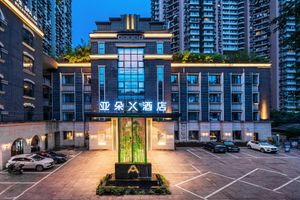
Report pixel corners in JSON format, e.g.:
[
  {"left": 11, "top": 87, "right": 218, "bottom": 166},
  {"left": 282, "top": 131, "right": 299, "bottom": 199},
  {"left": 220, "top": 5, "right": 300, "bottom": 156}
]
[{"left": 99, "top": 101, "right": 167, "bottom": 112}]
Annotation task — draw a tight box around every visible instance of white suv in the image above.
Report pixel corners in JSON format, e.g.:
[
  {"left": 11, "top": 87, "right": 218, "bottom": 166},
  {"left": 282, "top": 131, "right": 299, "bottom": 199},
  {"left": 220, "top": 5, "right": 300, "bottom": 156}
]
[
  {"left": 6, "top": 154, "right": 55, "bottom": 171},
  {"left": 247, "top": 141, "right": 278, "bottom": 153}
]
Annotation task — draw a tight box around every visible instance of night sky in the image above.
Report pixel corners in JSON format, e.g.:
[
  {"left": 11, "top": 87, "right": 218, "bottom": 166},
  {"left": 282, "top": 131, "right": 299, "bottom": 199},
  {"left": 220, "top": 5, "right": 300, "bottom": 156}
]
[{"left": 72, "top": 0, "right": 150, "bottom": 47}]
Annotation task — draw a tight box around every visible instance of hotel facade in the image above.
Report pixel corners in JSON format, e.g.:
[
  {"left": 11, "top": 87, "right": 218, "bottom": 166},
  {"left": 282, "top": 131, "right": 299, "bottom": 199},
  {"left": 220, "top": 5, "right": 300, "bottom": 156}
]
[{"left": 0, "top": 0, "right": 272, "bottom": 169}]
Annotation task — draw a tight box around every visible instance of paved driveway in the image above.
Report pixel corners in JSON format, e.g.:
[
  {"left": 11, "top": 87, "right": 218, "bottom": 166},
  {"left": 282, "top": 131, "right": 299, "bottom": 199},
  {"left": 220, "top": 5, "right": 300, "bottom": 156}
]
[{"left": 1, "top": 148, "right": 300, "bottom": 200}]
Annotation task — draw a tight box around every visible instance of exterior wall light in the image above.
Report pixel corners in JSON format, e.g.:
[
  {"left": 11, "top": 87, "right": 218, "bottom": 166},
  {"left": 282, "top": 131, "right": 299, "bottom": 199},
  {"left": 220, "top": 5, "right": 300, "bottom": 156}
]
[
  {"left": 2, "top": 143, "right": 11, "bottom": 151},
  {"left": 26, "top": 138, "right": 31, "bottom": 145},
  {"left": 201, "top": 132, "right": 209, "bottom": 137},
  {"left": 246, "top": 132, "right": 253, "bottom": 137},
  {"left": 41, "top": 135, "right": 46, "bottom": 141},
  {"left": 224, "top": 133, "right": 232, "bottom": 137}
]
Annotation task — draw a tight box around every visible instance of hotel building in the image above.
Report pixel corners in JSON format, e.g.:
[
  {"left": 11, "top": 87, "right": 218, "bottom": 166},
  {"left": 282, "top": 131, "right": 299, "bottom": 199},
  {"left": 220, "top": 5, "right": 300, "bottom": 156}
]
[{"left": 0, "top": 0, "right": 272, "bottom": 169}]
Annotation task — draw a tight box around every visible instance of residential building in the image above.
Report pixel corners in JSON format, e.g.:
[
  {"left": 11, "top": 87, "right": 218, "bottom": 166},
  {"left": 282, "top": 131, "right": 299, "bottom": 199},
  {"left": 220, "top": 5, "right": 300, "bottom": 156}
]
[
  {"left": 14, "top": 0, "right": 72, "bottom": 57},
  {"left": 151, "top": 0, "right": 300, "bottom": 111}
]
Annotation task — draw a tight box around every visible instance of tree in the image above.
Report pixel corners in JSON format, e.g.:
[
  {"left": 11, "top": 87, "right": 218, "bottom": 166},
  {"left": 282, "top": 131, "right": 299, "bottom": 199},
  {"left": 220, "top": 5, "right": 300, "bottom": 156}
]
[{"left": 62, "top": 39, "right": 91, "bottom": 63}]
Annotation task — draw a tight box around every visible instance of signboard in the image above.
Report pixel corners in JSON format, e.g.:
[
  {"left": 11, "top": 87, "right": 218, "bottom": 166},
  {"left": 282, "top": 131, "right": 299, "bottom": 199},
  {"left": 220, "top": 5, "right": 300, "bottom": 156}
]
[{"left": 99, "top": 101, "right": 167, "bottom": 113}]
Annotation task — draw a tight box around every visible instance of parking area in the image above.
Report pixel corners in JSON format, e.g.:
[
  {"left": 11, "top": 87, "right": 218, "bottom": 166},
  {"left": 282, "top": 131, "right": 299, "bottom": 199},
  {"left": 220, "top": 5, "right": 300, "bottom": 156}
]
[{"left": 0, "top": 148, "right": 299, "bottom": 199}]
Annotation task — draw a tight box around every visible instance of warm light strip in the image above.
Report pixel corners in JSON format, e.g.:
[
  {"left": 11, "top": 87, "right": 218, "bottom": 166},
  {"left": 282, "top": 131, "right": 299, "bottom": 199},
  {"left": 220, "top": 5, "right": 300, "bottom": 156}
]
[
  {"left": 144, "top": 55, "right": 173, "bottom": 60},
  {"left": 126, "top": 15, "right": 130, "bottom": 30},
  {"left": 171, "top": 63, "right": 271, "bottom": 68},
  {"left": 58, "top": 63, "right": 91, "bottom": 67},
  {"left": 90, "top": 54, "right": 118, "bottom": 60},
  {"left": 131, "top": 15, "right": 135, "bottom": 30},
  {"left": 143, "top": 33, "right": 173, "bottom": 38},
  {"left": 1, "top": 0, "right": 44, "bottom": 37},
  {"left": 89, "top": 33, "right": 118, "bottom": 38}
]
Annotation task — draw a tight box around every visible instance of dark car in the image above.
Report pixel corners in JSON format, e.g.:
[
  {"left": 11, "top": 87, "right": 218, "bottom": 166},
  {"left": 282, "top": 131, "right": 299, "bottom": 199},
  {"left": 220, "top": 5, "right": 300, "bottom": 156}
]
[
  {"left": 37, "top": 152, "right": 67, "bottom": 164},
  {"left": 48, "top": 151, "right": 67, "bottom": 158},
  {"left": 203, "top": 142, "right": 226, "bottom": 153},
  {"left": 223, "top": 141, "right": 240, "bottom": 152}
]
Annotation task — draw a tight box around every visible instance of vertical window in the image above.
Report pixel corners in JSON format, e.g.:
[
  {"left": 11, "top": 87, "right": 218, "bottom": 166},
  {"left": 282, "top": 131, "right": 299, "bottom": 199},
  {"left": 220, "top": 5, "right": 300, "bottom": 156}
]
[
  {"left": 62, "top": 112, "right": 74, "bottom": 121},
  {"left": 232, "top": 74, "right": 242, "bottom": 85},
  {"left": 233, "top": 130, "right": 242, "bottom": 140},
  {"left": 253, "top": 112, "right": 260, "bottom": 121},
  {"left": 171, "top": 93, "right": 179, "bottom": 103},
  {"left": 232, "top": 93, "right": 242, "bottom": 103},
  {"left": 253, "top": 74, "right": 259, "bottom": 85},
  {"left": 63, "top": 131, "right": 74, "bottom": 140},
  {"left": 188, "top": 112, "right": 199, "bottom": 121},
  {"left": 157, "top": 42, "right": 164, "bottom": 54},
  {"left": 23, "top": 28, "right": 34, "bottom": 47},
  {"left": 171, "top": 74, "right": 178, "bottom": 85},
  {"left": 99, "top": 66, "right": 105, "bottom": 101},
  {"left": 84, "top": 74, "right": 91, "bottom": 85},
  {"left": 232, "top": 112, "right": 242, "bottom": 121},
  {"left": 23, "top": 81, "right": 34, "bottom": 97},
  {"left": 84, "top": 93, "right": 92, "bottom": 104},
  {"left": 98, "top": 42, "right": 105, "bottom": 54},
  {"left": 253, "top": 93, "right": 259, "bottom": 103},
  {"left": 24, "top": 107, "right": 34, "bottom": 121},
  {"left": 23, "top": 55, "right": 34, "bottom": 73},
  {"left": 210, "top": 112, "right": 221, "bottom": 121},
  {"left": 188, "top": 93, "right": 199, "bottom": 103},
  {"left": 62, "top": 74, "right": 74, "bottom": 85},
  {"left": 118, "top": 48, "right": 144, "bottom": 99},
  {"left": 0, "top": 43, "right": 4, "bottom": 60},
  {"left": 209, "top": 93, "right": 221, "bottom": 103},
  {"left": 157, "top": 66, "right": 164, "bottom": 101},
  {"left": 174, "top": 131, "right": 179, "bottom": 141},
  {"left": 208, "top": 74, "right": 221, "bottom": 85},
  {"left": 188, "top": 131, "right": 199, "bottom": 140},
  {"left": 62, "top": 93, "right": 74, "bottom": 104},
  {"left": 187, "top": 75, "right": 199, "bottom": 85},
  {"left": 0, "top": 75, "right": 3, "bottom": 91}
]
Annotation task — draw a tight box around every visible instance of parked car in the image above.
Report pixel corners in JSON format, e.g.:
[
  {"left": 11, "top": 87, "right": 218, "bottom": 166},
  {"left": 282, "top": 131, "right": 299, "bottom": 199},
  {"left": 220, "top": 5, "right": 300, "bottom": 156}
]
[
  {"left": 48, "top": 151, "right": 67, "bottom": 158},
  {"left": 203, "top": 142, "right": 226, "bottom": 153},
  {"left": 247, "top": 141, "right": 278, "bottom": 153},
  {"left": 6, "top": 154, "right": 55, "bottom": 171},
  {"left": 223, "top": 141, "right": 240, "bottom": 152},
  {"left": 37, "top": 152, "right": 67, "bottom": 164}
]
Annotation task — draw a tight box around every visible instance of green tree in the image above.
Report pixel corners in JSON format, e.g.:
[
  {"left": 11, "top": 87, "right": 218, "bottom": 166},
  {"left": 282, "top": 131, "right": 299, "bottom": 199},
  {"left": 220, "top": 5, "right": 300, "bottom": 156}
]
[{"left": 62, "top": 40, "right": 91, "bottom": 63}]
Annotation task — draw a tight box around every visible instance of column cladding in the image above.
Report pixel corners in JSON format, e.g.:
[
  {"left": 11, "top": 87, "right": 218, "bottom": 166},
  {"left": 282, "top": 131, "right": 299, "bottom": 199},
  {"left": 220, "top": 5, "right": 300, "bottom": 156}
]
[
  {"left": 52, "top": 71, "right": 61, "bottom": 120},
  {"left": 75, "top": 72, "right": 83, "bottom": 121},
  {"left": 201, "top": 72, "right": 209, "bottom": 122},
  {"left": 223, "top": 72, "right": 232, "bottom": 121},
  {"left": 180, "top": 70, "right": 187, "bottom": 121},
  {"left": 245, "top": 70, "right": 253, "bottom": 121}
]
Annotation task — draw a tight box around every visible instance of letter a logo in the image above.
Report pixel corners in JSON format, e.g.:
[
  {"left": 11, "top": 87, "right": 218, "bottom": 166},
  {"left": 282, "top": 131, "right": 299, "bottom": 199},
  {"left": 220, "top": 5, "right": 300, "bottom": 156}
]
[{"left": 127, "top": 165, "right": 139, "bottom": 174}]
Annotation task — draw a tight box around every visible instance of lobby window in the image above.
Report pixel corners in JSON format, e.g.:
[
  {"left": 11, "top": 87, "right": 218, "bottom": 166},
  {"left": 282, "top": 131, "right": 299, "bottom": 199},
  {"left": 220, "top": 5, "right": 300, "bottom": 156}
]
[
  {"left": 0, "top": 75, "right": 3, "bottom": 91},
  {"left": 23, "top": 54, "right": 34, "bottom": 73},
  {"left": 23, "top": 81, "right": 34, "bottom": 97},
  {"left": 210, "top": 112, "right": 221, "bottom": 121},
  {"left": 84, "top": 93, "right": 92, "bottom": 104},
  {"left": 0, "top": 43, "right": 4, "bottom": 60},
  {"left": 157, "top": 42, "right": 164, "bottom": 54},
  {"left": 23, "top": 28, "right": 34, "bottom": 47},
  {"left": 232, "top": 112, "right": 242, "bottom": 121},
  {"left": 189, "top": 131, "right": 199, "bottom": 140},
  {"left": 99, "top": 66, "right": 105, "bottom": 101},
  {"left": 253, "top": 93, "right": 259, "bottom": 103},
  {"left": 232, "top": 74, "right": 242, "bottom": 85},
  {"left": 98, "top": 42, "right": 105, "bottom": 54},
  {"left": 188, "top": 93, "right": 199, "bottom": 103},
  {"left": 232, "top": 93, "right": 242, "bottom": 103},
  {"left": 62, "top": 112, "right": 74, "bottom": 121},
  {"left": 24, "top": 107, "right": 34, "bottom": 121},
  {"left": 171, "top": 74, "right": 178, "bottom": 85},
  {"left": 208, "top": 74, "right": 221, "bottom": 85},
  {"left": 157, "top": 66, "right": 164, "bottom": 101},
  {"left": 84, "top": 74, "right": 91, "bottom": 85},
  {"left": 253, "top": 74, "right": 259, "bottom": 85},
  {"left": 188, "top": 112, "right": 199, "bottom": 121},
  {"left": 253, "top": 112, "right": 260, "bottom": 121},
  {"left": 63, "top": 131, "right": 74, "bottom": 140},
  {"left": 233, "top": 130, "right": 242, "bottom": 140},
  {"left": 118, "top": 48, "right": 144, "bottom": 99},
  {"left": 62, "top": 93, "right": 74, "bottom": 104},
  {"left": 209, "top": 93, "right": 221, "bottom": 103},
  {"left": 62, "top": 74, "right": 74, "bottom": 85},
  {"left": 187, "top": 74, "right": 199, "bottom": 85},
  {"left": 171, "top": 93, "right": 179, "bottom": 103}
]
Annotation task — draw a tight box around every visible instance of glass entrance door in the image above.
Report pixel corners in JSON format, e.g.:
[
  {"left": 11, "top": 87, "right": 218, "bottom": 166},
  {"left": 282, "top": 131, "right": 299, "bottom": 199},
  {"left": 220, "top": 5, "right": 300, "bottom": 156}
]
[{"left": 119, "top": 118, "right": 146, "bottom": 163}]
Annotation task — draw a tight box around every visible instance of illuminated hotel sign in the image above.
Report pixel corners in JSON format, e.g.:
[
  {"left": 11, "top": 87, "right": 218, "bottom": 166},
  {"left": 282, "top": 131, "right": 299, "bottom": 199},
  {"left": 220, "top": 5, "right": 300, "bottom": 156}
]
[{"left": 99, "top": 101, "right": 167, "bottom": 112}]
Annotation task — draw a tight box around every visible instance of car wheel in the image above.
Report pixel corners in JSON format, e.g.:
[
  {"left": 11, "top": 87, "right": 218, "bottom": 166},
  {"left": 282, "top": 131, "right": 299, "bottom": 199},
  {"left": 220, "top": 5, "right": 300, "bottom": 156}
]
[
  {"left": 247, "top": 145, "right": 252, "bottom": 149},
  {"left": 260, "top": 148, "right": 265, "bottom": 153},
  {"left": 36, "top": 165, "right": 44, "bottom": 172}
]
